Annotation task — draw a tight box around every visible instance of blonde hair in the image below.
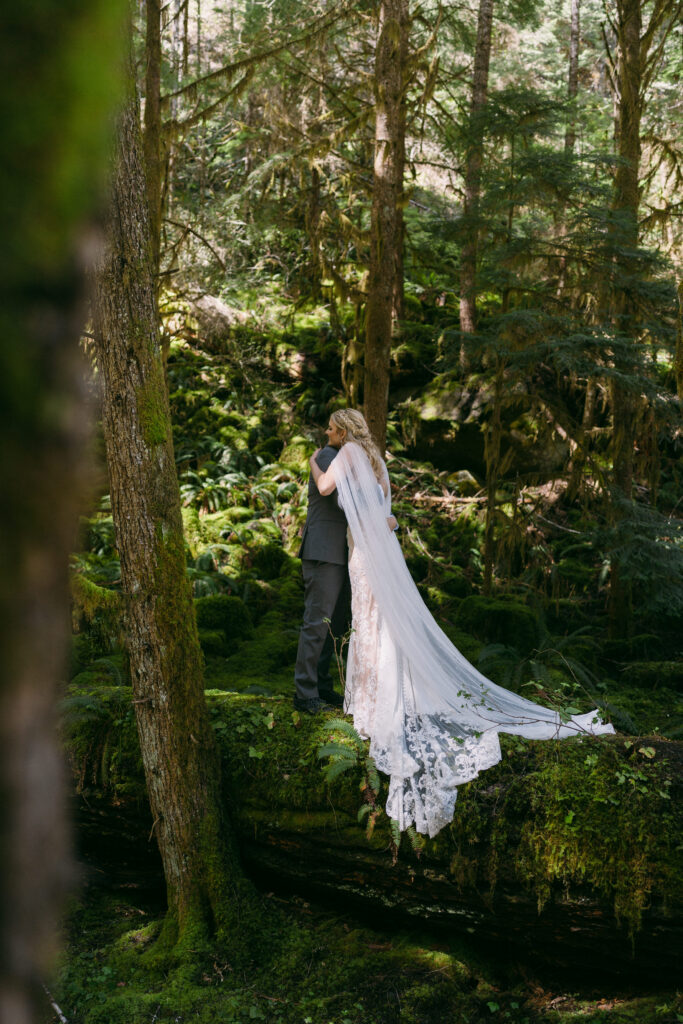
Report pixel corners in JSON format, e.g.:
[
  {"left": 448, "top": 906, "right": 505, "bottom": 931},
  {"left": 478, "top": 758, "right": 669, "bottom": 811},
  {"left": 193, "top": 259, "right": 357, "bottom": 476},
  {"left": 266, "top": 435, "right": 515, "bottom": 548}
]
[{"left": 330, "top": 409, "right": 386, "bottom": 486}]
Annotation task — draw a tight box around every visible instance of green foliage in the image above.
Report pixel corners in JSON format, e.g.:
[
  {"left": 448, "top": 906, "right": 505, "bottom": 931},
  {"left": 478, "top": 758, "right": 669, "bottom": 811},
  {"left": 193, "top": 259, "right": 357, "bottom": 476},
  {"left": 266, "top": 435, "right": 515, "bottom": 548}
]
[
  {"left": 195, "top": 593, "right": 253, "bottom": 645},
  {"left": 455, "top": 595, "right": 540, "bottom": 654}
]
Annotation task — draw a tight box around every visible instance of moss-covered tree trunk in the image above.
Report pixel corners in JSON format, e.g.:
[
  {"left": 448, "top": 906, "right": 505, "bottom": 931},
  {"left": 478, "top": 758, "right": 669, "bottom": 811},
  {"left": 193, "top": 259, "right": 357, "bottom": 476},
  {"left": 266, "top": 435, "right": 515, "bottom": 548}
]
[
  {"left": 92, "top": 74, "right": 251, "bottom": 949},
  {"left": 364, "top": 0, "right": 409, "bottom": 451},
  {"left": 606, "top": 0, "right": 642, "bottom": 637},
  {"left": 0, "top": 4, "right": 126, "bottom": 1021},
  {"left": 458, "top": 0, "right": 495, "bottom": 363},
  {"left": 676, "top": 277, "right": 683, "bottom": 402}
]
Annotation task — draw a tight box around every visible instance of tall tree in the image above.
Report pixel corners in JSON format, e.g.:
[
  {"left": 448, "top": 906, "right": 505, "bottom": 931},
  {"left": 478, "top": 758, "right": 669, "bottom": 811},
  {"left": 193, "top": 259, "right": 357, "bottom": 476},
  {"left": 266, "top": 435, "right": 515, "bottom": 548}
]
[
  {"left": 364, "top": 0, "right": 409, "bottom": 451},
  {"left": 0, "top": 4, "right": 125, "bottom": 1022},
  {"left": 458, "top": 0, "right": 495, "bottom": 359},
  {"left": 93, "top": 65, "right": 254, "bottom": 948},
  {"left": 564, "top": 0, "right": 580, "bottom": 156},
  {"left": 604, "top": 0, "right": 682, "bottom": 634}
]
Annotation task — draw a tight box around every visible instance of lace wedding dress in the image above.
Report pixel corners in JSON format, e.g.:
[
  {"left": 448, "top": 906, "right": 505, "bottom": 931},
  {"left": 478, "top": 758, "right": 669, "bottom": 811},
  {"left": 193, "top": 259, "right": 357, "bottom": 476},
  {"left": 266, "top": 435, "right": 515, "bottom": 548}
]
[{"left": 332, "top": 442, "right": 615, "bottom": 838}]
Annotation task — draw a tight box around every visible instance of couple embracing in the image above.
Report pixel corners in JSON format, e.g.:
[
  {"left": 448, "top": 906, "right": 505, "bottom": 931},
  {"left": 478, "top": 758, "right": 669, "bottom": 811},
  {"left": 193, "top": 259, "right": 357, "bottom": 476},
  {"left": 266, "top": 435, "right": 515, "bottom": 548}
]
[{"left": 293, "top": 409, "right": 614, "bottom": 838}]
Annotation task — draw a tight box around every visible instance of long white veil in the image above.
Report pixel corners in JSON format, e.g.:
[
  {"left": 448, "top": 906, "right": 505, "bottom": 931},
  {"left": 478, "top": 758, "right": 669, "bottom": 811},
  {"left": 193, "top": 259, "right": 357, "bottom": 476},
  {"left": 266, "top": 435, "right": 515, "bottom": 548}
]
[{"left": 331, "top": 441, "right": 614, "bottom": 836}]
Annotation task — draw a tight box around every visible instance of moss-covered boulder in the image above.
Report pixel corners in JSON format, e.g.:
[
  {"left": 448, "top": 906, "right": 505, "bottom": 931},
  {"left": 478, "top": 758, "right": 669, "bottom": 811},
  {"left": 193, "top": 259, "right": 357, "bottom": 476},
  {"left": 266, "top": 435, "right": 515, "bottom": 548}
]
[
  {"left": 455, "top": 595, "right": 539, "bottom": 653},
  {"left": 280, "top": 436, "right": 311, "bottom": 476},
  {"left": 249, "top": 541, "right": 289, "bottom": 580},
  {"left": 194, "top": 594, "right": 253, "bottom": 656},
  {"left": 628, "top": 661, "right": 683, "bottom": 690}
]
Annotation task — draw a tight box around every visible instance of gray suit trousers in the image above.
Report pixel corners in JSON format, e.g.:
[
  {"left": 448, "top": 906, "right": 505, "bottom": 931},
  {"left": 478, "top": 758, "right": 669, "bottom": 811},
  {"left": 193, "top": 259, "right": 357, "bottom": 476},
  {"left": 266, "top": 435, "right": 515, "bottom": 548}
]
[{"left": 294, "top": 559, "right": 349, "bottom": 701}]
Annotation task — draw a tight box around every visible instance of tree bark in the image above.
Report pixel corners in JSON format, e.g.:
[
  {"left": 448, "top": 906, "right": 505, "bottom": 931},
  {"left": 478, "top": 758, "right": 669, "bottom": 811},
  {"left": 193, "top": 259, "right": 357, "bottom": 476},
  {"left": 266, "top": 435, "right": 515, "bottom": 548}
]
[
  {"left": 458, "top": 0, "right": 495, "bottom": 363},
  {"left": 364, "top": 0, "right": 409, "bottom": 452},
  {"left": 93, "top": 78, "right": 252, "bottom": 948}
]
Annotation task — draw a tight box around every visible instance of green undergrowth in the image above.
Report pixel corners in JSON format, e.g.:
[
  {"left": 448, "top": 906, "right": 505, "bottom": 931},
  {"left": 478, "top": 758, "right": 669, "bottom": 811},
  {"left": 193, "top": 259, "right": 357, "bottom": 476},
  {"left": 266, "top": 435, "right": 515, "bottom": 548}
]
[{"left": 51, "top": 881, "right": 683, "bottom": 1024}]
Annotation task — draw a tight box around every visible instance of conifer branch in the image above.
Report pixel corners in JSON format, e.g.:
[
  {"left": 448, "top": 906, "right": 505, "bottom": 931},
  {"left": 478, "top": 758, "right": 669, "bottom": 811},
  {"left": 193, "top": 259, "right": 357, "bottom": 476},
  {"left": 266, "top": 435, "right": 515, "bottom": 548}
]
[
  {"left": 641, "top": 0, "right": 682, "bottom": 57},
  {"left": 641, "top": 7, "right": 681, "bottom": 95},
  {"left": 160, "top": 3, "right": 355, "bottom": 110},
  {"left": 600, "top": 23, "right": 619, "bottom": 100}
]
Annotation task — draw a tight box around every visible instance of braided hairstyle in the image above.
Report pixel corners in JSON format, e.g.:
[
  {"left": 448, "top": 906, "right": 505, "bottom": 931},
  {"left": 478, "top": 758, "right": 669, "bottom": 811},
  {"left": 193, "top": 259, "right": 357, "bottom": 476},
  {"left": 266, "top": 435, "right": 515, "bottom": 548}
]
[{"left": 330, "top": 409, "right": 386, "bottom": 487}]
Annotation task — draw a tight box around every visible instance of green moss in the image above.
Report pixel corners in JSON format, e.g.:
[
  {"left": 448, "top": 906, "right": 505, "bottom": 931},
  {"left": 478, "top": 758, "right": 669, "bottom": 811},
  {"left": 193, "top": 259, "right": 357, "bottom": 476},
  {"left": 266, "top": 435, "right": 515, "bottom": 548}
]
[
  {"left": 55, "top": 881, "right": 683, "bottom": 1024},
  {"left": 195, "top": 593, "right": 253, "bottom": 641},
  {"left": 136, "top": 365, "right": 169, "bottom": 447},
  {"left": 280, "top": 435, "right": 311, "bottom": 475},
  {"left": 71, "top": 573, "right": 121, "bottom": 622},
  {"left": 197, "top": 628, "right": 228, "bottom": 657}
]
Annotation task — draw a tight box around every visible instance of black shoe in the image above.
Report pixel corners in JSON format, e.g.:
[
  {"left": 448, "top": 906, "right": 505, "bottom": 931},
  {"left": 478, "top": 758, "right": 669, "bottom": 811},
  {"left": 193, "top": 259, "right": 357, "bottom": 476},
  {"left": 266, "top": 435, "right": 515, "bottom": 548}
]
[
  {"left": 318, "top": 689, "right": 344, "bottom": 709},
  {"left": 293, "top": 696, "right": 334, "bottom": 714}
]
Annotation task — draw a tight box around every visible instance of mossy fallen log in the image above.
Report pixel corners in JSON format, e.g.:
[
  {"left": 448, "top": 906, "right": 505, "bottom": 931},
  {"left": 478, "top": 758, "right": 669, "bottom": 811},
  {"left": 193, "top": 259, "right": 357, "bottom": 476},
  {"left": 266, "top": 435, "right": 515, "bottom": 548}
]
[{"left": 64, "top": 689, "right": 682, "bottom": 980}]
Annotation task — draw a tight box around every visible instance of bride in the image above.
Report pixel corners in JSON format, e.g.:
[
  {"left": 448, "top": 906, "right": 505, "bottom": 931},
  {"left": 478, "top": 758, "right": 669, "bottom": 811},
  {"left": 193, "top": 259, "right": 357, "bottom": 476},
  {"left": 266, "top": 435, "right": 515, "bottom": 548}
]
[{"left": 309, "top": 408, "right": 615, "bottom": 838}]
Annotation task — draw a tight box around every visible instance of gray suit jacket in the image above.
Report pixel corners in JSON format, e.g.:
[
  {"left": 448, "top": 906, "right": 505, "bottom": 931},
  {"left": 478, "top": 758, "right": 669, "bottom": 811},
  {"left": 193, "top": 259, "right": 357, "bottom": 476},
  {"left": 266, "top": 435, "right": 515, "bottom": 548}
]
[{"left": 298, "top": 445, "right": 348, "bottom": 565}]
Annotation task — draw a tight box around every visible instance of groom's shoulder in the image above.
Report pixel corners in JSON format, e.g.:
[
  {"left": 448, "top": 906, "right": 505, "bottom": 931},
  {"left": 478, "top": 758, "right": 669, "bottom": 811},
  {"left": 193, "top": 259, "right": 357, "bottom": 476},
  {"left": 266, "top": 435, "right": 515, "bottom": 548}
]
[{"left": 316, "top": 444, "right": 338, "bottom": 470}]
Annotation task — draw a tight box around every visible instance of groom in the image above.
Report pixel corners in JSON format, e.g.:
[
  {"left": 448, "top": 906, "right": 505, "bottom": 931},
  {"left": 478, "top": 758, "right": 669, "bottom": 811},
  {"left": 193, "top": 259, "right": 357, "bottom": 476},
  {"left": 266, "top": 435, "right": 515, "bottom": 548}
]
[{"left": 293, "top": 421, "right": 350, "bottom": 714}]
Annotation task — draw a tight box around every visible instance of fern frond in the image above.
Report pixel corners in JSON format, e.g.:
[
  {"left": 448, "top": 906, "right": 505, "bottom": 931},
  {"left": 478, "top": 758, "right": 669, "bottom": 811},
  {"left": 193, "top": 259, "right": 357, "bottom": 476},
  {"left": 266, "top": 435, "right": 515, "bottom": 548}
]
[
  {"left": 406, "top": 825, "right": 425, "bottom": 856},
  {"left": 322, "top": 759, "right": 357, "bottom": 783},
  {"left": 317, "top": 742, "right": 358, "bottom": 761},
  {"left": 390, "top": 818, "right": 402, "bottom": 849}
]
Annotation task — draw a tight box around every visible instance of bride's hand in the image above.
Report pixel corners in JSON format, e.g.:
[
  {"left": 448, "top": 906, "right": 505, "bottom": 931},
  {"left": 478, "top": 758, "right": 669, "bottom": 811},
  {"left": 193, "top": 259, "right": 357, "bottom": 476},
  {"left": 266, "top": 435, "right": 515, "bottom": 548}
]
[
  {"left": 310, "top": 448, "right": 322, "bottom": 468},
  {"left": 387, "top": 515, "right": 398, "bottom": 532}
]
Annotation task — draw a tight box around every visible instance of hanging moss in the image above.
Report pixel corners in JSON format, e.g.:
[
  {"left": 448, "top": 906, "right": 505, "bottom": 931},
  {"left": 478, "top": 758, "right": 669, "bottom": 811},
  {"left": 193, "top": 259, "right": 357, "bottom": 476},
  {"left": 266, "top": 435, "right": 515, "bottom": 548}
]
[{"left": 71, "top": 573, "right": 121, "bottom": 624}]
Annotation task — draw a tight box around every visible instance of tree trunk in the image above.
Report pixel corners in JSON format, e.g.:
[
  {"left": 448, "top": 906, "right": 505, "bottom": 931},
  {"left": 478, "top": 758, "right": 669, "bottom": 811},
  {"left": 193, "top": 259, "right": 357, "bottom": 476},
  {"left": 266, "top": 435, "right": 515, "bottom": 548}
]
[
  {"left": 564, "top": 0, "right": 580, "bottom": 155},
  {"left": 555, "top": 0, "right": 580, "bottom": 299},
  {"left": 0, "top": 4, "right": 126, "bottom": 1022},
  {"left": 92, "top": 78, "right": 253, "bottom": 949},
  {"left": 483, "top": 357, "right": 504, "bottom": 595},
  {"left": 305, "top": 165, "right": 323, "bottom": 301},
  {"left": 676, "top": 278, "right": 683, "bottom": 402},
  {"left": 144, "top": 0, "right": 164, "bottom": 277},
  {"left": 364, "top": 0, "right": 409, "bottom": 452},
  {"left": 458, "top": 0, "right": 495, "bottom": 364},
  {"left": 606, "top": 0, "right": 642, "bottom": 638}
]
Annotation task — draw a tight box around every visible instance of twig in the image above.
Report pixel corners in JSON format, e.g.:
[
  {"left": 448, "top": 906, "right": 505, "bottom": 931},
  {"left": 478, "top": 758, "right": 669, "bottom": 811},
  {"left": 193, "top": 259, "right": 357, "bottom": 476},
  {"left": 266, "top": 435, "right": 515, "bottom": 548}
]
[
  {"left": 42, "top": 985, "right": 68, "bottom": 1024},
  {"left": 165, "top": 218, "right": 227, "bottom": 271},
  {"left": 533, "top": 513, "right": 583, "bottom": 535}
]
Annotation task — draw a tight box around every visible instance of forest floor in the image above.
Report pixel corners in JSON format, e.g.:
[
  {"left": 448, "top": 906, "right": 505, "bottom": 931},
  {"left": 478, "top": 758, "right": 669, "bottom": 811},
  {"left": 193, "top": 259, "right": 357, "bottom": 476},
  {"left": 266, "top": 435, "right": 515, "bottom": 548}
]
[{"left": 45, "top": 853, "right": 682, "bottom": 1024}]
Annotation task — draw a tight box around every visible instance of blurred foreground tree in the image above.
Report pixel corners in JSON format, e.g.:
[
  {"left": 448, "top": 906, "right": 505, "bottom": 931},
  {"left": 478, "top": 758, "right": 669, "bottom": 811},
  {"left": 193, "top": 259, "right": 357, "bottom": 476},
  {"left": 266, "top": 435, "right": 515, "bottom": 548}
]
[{"left": 0, "top": 3, "right": 125, "bottom": 1022}]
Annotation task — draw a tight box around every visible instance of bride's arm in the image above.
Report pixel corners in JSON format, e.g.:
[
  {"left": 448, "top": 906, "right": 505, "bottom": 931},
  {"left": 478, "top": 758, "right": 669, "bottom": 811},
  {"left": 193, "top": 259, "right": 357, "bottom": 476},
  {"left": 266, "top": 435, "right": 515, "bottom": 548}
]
[{"left": 309, "top": 450, "right": 337, "bottom": 495}]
